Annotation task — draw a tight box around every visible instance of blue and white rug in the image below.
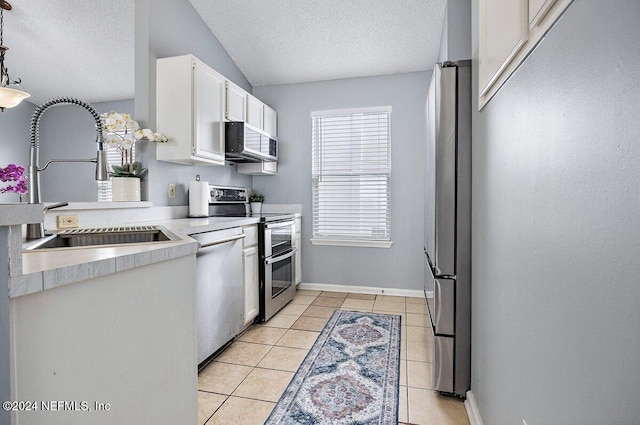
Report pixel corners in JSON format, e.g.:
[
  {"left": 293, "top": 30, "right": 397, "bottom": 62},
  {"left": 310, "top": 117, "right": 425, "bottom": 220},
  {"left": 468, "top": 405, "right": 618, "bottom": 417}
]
[{"left": 265, "top": 310, "right": 402, "bottom": 425}]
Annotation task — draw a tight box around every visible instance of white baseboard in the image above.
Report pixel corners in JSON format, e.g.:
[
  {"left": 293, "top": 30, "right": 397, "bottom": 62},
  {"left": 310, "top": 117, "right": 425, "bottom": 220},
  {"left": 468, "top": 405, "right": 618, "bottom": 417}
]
[
  {"left": 297, "top": 282, "right": 432, "bottom": 299},
  {"left": 465, "top": 390, "right": 484, "bottom": 425}
]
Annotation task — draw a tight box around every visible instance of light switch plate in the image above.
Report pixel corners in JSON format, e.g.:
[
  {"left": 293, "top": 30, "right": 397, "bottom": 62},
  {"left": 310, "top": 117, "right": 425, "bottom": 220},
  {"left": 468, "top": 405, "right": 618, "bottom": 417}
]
[
  {"left": 168, "top": 183, "right": 176, "bottom": 199},
  {"left": 57, "top": 214, "right": 79, "bottom": 229}
]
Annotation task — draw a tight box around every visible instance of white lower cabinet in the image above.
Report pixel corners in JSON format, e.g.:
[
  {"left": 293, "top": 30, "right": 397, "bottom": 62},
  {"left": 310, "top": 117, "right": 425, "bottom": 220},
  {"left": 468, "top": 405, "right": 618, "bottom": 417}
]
[
  {"left": 243, "top": 226, "right": 259, "bottom": 324},
  {"left": 11, "top": 255, "right": 197, "bottom": 424},
  {"left": 294, "top": 218, "right": 302, "bottom": 285}
]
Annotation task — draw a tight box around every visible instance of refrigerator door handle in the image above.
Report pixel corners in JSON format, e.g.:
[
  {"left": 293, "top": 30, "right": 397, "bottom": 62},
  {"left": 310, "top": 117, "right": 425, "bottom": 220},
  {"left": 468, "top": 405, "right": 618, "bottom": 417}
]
[
  {"left": 434, "top": 279, "right": 442, "bottom": 331},
  {"left": 433, "top": 336, "right": 454, "bottom": 393}
]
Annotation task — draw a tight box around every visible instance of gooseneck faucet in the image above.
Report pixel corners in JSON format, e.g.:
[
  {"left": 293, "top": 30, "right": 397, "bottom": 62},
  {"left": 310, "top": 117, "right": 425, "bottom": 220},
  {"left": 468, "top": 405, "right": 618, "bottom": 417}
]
[{"left": 26, "top": 97, "right": 110, "bottom": 239}]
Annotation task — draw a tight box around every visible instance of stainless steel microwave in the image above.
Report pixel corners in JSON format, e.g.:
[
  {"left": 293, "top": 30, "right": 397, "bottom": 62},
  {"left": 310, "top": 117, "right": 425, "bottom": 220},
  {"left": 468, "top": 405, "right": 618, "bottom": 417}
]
[{"left": 225, "top": 122, "right": 277, "bottom": 163}]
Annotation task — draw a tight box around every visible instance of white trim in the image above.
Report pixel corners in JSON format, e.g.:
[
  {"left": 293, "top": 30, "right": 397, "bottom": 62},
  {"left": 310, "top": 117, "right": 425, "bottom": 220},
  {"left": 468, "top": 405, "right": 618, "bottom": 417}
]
[
  {"left": 465, "top": 390, "right": 484, "bottom": 425},
  {"left": 297, "top": 282, "right": 431, "bottom": 299},
  {"left": 311, "top": 105, "right": 392, "bottom": 117},
  {"left": 310, "top": 238, "right": 393, "bottom": 248}
]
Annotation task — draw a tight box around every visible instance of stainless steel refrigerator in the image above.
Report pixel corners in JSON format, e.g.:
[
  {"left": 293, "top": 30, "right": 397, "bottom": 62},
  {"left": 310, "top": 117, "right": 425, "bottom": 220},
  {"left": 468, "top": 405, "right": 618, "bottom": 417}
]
[{"left": 424, "top": 60, "right": 471, "bottom": 398}]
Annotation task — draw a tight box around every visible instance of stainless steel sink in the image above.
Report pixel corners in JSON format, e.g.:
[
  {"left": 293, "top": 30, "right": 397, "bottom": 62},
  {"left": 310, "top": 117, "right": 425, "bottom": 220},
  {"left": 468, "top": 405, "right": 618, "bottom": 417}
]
[{"left": 24, "top": 226, "right": 179, "bottom": 250}]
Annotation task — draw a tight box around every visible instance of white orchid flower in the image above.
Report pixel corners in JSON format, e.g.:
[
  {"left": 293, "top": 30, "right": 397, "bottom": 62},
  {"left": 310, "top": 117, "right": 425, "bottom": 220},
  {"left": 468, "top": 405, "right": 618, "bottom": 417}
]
[
  {"left": 121, "top": 134, "right": 135, "bottom": 150},
  {"left": 101, "top": 111, "right": 168, "bottom": 147},
  {"left": 125, "top": 118, "right": 139, "bottom": 131},
  {"left": 105, "top": 134, "right": 120, "bottom": 148},
  {"left": 152, "top": 133, "right": 167, "bottom": 142}
]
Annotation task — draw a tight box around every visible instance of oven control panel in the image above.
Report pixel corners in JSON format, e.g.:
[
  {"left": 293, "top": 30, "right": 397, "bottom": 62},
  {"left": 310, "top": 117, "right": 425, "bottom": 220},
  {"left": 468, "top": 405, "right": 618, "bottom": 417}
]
[{"left": 208, "top": 186, "right": 248, "bottom": 204}]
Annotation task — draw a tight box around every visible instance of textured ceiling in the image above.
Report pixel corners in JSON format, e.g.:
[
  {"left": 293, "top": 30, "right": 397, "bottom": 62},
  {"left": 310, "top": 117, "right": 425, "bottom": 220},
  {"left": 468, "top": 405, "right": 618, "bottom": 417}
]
[
  {"left": 3, "top": 0, "right": 445, "bottom": 106},
  {"left": 3, "top": 0, "right": 134, "bottom": 105},
  {"left": 189, "top": 0, "right": 447, "bottom": 87}
]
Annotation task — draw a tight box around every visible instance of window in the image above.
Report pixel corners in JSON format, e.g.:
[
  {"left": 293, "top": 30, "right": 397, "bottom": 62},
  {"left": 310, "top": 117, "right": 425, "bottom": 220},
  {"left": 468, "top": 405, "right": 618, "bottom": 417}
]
[
  {"left": 311, "top": 106, "right": 392, "bottom": 248},
  {"left": 96, "top": 144, "right": 135, "bottom": 202}
]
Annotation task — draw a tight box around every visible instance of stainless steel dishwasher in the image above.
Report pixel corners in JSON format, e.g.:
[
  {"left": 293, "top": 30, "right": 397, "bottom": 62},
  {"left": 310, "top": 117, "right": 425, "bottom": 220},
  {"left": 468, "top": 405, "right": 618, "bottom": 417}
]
[{"left": 191, "top": 227, "right": 245, "bottom": 367}]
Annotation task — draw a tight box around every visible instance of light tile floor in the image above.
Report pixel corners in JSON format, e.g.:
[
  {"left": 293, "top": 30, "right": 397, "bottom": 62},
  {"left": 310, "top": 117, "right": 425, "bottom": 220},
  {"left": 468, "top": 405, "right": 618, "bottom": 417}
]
[{"left": 198, "top": 290, "right": 470, "bottom": 425}]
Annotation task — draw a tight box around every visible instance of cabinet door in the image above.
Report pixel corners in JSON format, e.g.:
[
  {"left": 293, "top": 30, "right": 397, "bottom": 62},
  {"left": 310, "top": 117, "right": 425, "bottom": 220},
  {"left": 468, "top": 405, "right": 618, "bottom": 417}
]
[
  {"left": 193, "top": 61, "right": 226, "bottom": 163},
  {"left": 226, "top": 81, "right": 247, "bottom": 122},
  {"left": 263, "top": 104, "right": 277, "bottom": 137},
  {"left": 529, "top": 0, "right": 557, "bottom": 29},
  {"left": 243, "top": 246, "right": 259, "bottom": 324},
  {"left": 478, "top": 0, "right": 528, "bottom": 96},
  {"left": 247, "top": 94, "right": 264, "bottom": 129},
  {"left": 294, "top": 231, "right": 302, "bottom": 284},
  {"left": 237, "top": 161, "right": 277, "bottom": 175}
]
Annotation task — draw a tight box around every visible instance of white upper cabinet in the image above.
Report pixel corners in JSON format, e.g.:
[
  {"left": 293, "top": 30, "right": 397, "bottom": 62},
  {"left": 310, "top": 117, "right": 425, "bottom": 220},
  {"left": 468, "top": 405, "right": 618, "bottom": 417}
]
[
  {"left": 237, "top": 160, "right": 277, "bottom": 176},
  {"left": 226, "top": 80, "right": 247, "bottom": 122},
  {"left": 156, "top": 55, "right": 226, "bottom": 165},
  {"left": 247, "top": 94, "right": 265, "bottom": 130},
  {"left": 529, "top": 0, "right": 557, "bottom": 29},
  {"left": 193, "top": 63, "right": 226, "bottom": 162},
  {"left": 156, "top": 54, "right": 278, "bottom": 168},
  {"left": 479, "top": 0, "right": 528, "bottom": 99},
  {"left": 478, "top": 0, "right": 573, "bottom": 109},
  {"left": 263, "top": 104, "right": 277, "bottom": 138}
]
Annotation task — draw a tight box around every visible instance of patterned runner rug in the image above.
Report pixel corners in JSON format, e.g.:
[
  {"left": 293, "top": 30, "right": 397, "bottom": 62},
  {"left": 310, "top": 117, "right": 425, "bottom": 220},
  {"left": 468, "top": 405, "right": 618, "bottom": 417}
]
[{"left": 265, "top": 310, "right": 402, "bottom": 425}]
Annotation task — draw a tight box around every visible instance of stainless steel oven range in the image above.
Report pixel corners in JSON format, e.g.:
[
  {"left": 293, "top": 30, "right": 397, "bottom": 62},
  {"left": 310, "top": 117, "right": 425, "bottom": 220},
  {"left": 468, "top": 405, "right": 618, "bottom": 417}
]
[
  {"left": 259, "top": 217, "right": 296, "bottom": 321},
  {"left": 207, "top": 185, "right": 296, "bottom": 322}
]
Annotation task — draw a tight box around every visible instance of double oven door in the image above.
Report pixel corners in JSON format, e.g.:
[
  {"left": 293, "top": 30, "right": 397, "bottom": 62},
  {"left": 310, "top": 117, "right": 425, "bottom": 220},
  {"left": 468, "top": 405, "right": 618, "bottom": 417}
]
[{"left": 259, "top": 219, "right": 296, "bottom": 321}]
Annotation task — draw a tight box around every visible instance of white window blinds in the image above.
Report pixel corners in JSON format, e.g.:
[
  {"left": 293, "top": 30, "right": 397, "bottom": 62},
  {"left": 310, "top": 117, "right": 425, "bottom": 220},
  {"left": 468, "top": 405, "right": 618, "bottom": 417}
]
[{"left": 312, "top": 107, "right": 391, "bottom": 247}]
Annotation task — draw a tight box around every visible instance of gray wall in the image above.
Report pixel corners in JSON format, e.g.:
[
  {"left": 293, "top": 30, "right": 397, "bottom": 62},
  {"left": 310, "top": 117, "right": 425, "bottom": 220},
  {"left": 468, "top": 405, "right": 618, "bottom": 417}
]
[
  {"left": 471, "top": 1, "right": 640, "bottom": 424},
  {"left": 135, "top": 0, "right": 253, "bottom": 205},
  {"left": 253, "top": 72, "right": 429, "bottom": 290},
  {"left": 0, "top": 101, "right": 34, "bottom": 203},
  {"left": 438, "top": 0, "right": 472, "bottom": 63}
]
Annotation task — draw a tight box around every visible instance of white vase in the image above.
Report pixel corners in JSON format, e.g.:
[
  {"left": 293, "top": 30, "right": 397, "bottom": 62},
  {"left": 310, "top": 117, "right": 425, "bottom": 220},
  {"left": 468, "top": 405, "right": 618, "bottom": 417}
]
[
  {"left": 111, "top": 177, "right": 141, "bottom": 202},
  {"left": 250, "top": 202, "right": 262, "bottom": 214}
]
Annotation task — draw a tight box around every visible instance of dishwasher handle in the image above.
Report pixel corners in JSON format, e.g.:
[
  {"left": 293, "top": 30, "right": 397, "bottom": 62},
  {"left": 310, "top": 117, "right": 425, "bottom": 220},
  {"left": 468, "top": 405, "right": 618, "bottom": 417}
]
[
  {"left": 265, "top": 248, "right": 297, "bottom": 265},
  {"left": 198, "top": 233, "right": 245, "bottom": 250}
]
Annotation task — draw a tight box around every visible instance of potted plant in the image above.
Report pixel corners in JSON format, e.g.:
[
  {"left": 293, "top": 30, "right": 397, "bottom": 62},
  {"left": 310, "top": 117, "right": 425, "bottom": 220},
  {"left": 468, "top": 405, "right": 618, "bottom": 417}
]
[
  {"left": 249, "top": 192, "right": 265, "bottom": 214},
  {"left": 101, "top": 111, "right": 167, "bottom": 201}
]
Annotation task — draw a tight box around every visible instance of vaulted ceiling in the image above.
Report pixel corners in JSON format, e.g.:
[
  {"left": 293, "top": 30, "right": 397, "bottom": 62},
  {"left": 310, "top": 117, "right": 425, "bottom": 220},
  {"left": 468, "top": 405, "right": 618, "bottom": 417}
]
[{"left": 4, "top": 0, "right": 445, "bottom": 105}]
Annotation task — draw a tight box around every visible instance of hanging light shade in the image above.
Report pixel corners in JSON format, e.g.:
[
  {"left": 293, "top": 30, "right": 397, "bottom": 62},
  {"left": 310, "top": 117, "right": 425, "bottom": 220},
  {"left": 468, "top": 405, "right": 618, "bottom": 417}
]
[{"left": 0, "top": 1, "right": 29, "bottom": 111}]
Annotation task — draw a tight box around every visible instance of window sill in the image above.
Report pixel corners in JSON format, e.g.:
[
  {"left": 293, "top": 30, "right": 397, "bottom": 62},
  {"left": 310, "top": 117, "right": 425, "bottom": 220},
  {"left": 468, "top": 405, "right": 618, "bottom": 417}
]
[{"left": 310, "top": 238, "right": 393, "bottom": 248}]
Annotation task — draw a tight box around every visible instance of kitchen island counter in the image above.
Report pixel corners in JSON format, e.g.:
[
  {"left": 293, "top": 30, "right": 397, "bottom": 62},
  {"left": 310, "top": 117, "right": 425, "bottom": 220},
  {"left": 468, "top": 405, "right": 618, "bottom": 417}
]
[{"left": 11, "top": 215, "right": 260, "bottom": 298}]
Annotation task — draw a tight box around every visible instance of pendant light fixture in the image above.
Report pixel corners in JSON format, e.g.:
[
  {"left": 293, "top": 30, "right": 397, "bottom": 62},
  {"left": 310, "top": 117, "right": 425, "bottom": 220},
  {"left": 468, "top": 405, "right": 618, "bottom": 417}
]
[{"left": 0, "top": 0, "right": 29, "bottom": 111}]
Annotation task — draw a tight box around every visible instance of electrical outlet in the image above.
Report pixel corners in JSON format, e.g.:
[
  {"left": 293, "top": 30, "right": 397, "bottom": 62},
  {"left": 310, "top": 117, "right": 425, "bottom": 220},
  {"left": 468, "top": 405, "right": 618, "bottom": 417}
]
[
  {"left": 57, "top": 214, "right": 79, "bottom": 229},
  {"left": 168, "top": 183, "right": 176, "bottom": 199}
]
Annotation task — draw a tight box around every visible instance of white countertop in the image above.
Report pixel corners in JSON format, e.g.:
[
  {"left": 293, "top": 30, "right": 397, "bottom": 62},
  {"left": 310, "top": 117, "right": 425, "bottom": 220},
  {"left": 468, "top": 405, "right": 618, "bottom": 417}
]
[
  {"left": 0, "top": 203, "right": 43, "bottom": 225},
  {"left": 11, "top": 215, "right": 262, "bottom": 298}
]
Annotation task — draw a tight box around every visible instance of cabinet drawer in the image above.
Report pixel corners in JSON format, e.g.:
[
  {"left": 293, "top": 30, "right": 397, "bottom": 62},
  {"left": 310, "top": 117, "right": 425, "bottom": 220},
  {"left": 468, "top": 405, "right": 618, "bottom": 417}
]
[{"left": 243, "top": 225, "right": 257, "bottom": 247}]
